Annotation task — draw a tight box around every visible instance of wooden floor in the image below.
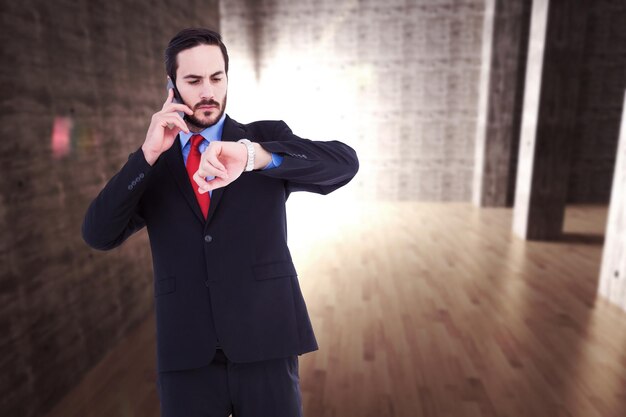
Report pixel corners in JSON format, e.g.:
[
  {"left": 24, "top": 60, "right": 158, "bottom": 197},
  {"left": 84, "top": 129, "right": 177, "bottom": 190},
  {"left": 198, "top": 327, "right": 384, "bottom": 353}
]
[{"left": 45, "top": 201, "right": 626, "bottom": 417}]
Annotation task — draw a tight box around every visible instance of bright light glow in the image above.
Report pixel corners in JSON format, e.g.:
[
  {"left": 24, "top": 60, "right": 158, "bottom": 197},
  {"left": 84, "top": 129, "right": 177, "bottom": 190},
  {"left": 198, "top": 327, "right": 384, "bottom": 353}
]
[{"left": 223, "top": 6, "right": 371, "bottom": 241}]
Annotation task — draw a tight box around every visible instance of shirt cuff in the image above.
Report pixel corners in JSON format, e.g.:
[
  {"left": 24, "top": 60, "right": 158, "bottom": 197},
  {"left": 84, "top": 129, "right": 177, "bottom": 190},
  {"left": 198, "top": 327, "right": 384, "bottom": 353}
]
[{"left": 262, "top": 153, "right": 284, "bottom": 170}]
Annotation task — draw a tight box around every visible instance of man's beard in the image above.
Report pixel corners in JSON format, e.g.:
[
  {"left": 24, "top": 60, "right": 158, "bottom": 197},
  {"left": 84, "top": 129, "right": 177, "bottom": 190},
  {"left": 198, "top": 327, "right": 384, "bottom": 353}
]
[{"left": 185, "top": 95, "right": 227, "bottom": 129}]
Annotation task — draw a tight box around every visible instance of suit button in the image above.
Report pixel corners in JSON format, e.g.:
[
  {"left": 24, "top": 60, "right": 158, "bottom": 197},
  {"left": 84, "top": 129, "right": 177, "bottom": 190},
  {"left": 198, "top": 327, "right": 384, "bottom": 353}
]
[{"left": 204, "top": 235, "right": 213, "bottom": 243}]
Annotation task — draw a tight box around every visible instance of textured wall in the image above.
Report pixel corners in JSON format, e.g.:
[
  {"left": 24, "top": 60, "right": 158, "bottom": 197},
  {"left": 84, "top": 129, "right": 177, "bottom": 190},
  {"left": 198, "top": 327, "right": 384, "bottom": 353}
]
[
  {"left": 472, "top": 0, "right": 531, "bottom": 207},
  {"left": 568, "top": 0, "right": 626, "bottom": 204},
  {"left": 0, "top": 1, "right": 219, "bottom": 416},
  {"left": 513, "top": 0, "right": 589, "bottom": 240},
  {"left": 474, "top": 0, "right": 626, "bottom": 208},
  {"left": 221, "top": 0, "right": 485, "bottom": 201},
  {"left": 221, "top": 0, "right": 625, "bottom": 204}
]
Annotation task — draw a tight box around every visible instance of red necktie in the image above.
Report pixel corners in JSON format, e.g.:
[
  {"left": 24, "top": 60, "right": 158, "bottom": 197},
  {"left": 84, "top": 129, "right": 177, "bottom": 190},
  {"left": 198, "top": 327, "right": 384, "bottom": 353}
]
[{"left": 186, "top": 134, "right": 210, "bottom": 219}]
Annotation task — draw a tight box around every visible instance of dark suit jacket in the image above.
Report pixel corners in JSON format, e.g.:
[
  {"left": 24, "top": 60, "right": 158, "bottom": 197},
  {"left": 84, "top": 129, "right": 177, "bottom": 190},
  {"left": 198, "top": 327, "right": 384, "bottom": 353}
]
[{"left": 82, "top": 115, "right": 359, "bottom": 372}]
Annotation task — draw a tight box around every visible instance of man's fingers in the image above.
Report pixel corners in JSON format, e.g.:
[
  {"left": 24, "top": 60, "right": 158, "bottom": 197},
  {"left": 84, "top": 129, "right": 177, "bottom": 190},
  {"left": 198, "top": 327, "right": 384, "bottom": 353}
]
[
  {"left": 205, "top": 151, "right": 227, "bottom": 173},
  {"left": 160, "top": 115, "right": 189, "bottom": 133},
  {"left": 163, "top": 88, "right": 174, "bottom": 108},
  {"left": 193, "top": 172, "right": 211, "bottom": 193},
  {"left": 193, "top": 172, "right": 229, "bottom": 194},
  {"left": 162, "top": 90, "right": 193, "bottom": 115},
  {"left": 199, "top": 145, "right": 228, "bottom": 177},
  {"left": 166, "top": 103, "right": 194, "bottom": 115},
  {"left": 202, "top": 177, "right": 227, "bottom": 193},
  {"left": 163, "top": 112, "right": 188, "bottom": 127},
  {"left": 197, "top": 161, "right": 228, "bottom": 180}
]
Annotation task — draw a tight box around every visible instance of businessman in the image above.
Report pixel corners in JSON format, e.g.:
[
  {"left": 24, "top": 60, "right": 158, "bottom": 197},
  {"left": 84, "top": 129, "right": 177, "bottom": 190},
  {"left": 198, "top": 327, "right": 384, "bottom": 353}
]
[{"left": 82, "top": 28, "right": 359, "bottom": 417}]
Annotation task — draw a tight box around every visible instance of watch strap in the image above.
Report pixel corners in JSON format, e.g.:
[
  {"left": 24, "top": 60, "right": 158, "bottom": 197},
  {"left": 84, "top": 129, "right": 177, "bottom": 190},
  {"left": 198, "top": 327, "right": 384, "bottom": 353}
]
[{"left": 237, "top": 139, "right": 255, "bottom": 171}]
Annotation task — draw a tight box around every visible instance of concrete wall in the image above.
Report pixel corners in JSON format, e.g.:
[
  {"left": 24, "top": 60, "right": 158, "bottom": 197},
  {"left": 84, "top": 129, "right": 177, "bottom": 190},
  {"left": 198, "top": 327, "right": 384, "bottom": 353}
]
[
  {"left": 472, "top": 0, "right": 531, "bottom": 207},
  {"left": 221, "top": 0, "right": 625, "bottom": 204},
  {"left": 0, "top": 1, "right": 219, "bottom": 416},
  {"left": 567, "top": 0, "right": 626, "bottom": 203},
  {"left": 512, "top": 0, "right": 589, "bottom": 240},
  {"left": 221, "top": 0, "right": 486, "bottom": 201}
]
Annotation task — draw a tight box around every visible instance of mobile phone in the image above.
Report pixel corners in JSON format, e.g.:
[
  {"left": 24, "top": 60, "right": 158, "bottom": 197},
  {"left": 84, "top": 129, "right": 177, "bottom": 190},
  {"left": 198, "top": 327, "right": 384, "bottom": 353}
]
[{"left": 166, "top": 77, "right": 185, "bottom": 119}]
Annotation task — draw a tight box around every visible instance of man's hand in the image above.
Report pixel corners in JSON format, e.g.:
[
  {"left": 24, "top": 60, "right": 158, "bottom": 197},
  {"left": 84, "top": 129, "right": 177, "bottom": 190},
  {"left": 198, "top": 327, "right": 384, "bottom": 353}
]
[
  {"left": 142, "top": 88, "right": 194, "bottom": 166},
  {"left": 193, "top": 142, "right": 272, "bottom": 193}
]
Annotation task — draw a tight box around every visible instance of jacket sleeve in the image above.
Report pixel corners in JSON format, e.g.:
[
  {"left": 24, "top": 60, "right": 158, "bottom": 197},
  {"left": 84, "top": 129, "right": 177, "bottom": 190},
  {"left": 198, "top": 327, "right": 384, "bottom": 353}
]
[
  {"left": 255, "top": 120, "right": 359, "bottom": 194},
  {"left": 81, "top": 148, "right": 153, "bottom": 251}
]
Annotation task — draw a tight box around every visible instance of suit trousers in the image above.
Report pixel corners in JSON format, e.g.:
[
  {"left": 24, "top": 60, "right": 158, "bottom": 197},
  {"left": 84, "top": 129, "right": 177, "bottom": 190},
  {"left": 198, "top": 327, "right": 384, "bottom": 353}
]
[{"left": 157, "top": 348, "right": 303, "bottom": 417}]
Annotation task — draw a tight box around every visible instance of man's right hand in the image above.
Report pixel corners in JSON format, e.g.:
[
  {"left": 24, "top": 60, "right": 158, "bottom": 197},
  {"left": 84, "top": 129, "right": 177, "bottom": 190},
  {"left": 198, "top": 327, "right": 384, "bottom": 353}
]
[{"left": 141, "top": 88, "right": 194, "bottom": 166}]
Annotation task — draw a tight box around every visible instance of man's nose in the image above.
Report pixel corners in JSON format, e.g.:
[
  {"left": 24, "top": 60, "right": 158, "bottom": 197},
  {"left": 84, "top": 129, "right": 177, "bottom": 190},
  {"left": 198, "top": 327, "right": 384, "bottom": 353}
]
[{"left": 200, "top": 83, "right": 214, "bottom": 100}]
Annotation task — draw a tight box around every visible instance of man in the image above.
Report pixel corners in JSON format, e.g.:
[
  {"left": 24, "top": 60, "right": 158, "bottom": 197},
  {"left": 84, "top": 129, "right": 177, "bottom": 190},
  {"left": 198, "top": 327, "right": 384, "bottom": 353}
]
[{"left": 82, "top": 28, "right": 358, "bottom": 417}]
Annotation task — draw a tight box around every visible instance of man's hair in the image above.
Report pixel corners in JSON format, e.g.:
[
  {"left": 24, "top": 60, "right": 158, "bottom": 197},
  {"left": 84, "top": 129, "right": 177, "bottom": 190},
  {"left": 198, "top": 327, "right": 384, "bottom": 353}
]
[{"left": 165, "top": 28, "right": 229, "bottom": 81}]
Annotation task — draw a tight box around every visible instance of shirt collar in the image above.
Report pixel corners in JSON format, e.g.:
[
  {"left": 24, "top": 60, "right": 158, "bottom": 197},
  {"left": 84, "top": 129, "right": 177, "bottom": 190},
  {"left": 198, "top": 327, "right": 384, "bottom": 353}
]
[{"left": 179, "top": 112, "right": 227, "bottom": 148}]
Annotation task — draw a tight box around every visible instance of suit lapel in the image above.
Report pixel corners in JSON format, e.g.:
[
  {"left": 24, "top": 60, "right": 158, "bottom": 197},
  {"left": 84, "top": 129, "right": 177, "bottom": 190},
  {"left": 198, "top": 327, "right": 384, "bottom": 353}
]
[
  {"left": 163, "top": 136, "right": 206, "bottom": 225},
  {"left": 205, "top": 115, "right": 247, "bottom": 227}
]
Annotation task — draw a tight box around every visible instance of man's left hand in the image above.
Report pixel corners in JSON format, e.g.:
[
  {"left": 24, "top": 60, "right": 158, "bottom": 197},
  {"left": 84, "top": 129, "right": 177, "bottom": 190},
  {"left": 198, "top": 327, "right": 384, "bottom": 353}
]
[{"left": 193, "top": 141, "right": 271, "bottom": 193}]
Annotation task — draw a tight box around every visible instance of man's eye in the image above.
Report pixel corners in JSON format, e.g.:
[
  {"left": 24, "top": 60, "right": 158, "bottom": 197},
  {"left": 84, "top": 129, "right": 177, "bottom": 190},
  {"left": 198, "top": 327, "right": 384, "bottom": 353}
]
[
  {"left": 189, "top": 80, "right": 200, "bottom": 85},
  {"left": 212, "top": 78, "right": 222, "bottom": 82}
]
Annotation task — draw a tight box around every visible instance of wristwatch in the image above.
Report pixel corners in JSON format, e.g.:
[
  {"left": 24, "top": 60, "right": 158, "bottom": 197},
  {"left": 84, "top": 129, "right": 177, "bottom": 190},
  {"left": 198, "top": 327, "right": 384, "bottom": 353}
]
[{"left": 237, "top": 139, "right": 255, "bottom": 172}]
